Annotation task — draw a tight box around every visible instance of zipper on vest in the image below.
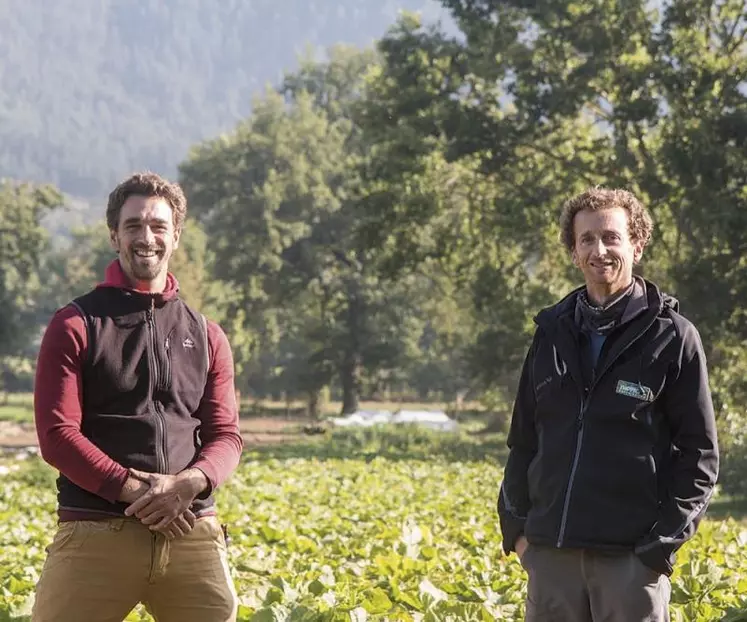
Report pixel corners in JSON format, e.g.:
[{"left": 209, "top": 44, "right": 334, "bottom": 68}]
[
  {"left": 147, "top": 298, "right": 167, "bottom": 474},
  {"left": 554, "top": 327, "right": 652, "bottom": 548}
]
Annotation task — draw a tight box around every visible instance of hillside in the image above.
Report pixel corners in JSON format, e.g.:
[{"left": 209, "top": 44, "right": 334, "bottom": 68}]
[{"left": 0, "top": 0, "right": 450, "bottom": 209}]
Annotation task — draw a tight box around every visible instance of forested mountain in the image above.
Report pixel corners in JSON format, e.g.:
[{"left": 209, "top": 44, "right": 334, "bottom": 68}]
[{"left": 0, "top": 0, "right": 447, "bottom": 206}]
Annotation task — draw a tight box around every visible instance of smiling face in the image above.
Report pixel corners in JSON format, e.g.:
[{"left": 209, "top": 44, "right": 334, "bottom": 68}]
[
  {"left": 571, "top": 207, "right": 643, "bottom": 305},
  {"left": 109, "top": 195, "right": 180, "bottom": 292}
]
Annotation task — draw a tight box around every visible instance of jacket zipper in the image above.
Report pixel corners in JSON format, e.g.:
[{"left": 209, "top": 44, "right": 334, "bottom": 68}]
[
  {"left": 147, "top": 298, "right": 167, "bottom": 474},
  {"left": 557, "top": 390, "right": 588, "bottom": 547},
  {"left": 555, "top": 328, "right": 652, "bottom": 547},
  {"left": 164, "top": 333, "right": 172, "bottom": 392}
]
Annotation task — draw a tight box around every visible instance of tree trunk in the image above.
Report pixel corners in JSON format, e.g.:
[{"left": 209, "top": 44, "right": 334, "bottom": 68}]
[
  {"left": 307, "top": 389, "right": 320, "bottom": 420},
  {"left": 340, "top": 278, "right": 363, "bottom": 415},
  {"left": 341, "top": 350, "right": 361, "bottom": 414}
]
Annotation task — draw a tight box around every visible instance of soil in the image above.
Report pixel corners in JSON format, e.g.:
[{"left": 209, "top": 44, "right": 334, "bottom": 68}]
[{"left": 0, "top": 417, "right": 308, "bottom": 453}]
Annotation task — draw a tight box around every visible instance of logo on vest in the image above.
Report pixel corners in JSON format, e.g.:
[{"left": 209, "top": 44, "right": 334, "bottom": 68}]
[
  {"left": 616, "top": 380, "right": 654, "bottom": 402},
  {"left": 182, "top": 337, "right": 195, "bottom": 349}
]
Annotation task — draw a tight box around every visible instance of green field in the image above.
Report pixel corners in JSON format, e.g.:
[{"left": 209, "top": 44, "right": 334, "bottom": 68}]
[
  {"left": 0, "top": 393, "right": 483, "bottom": 425},
  {"left": 0, "top": 393, "right": 33, "bottom": 423},
  {"left": 1, "top": 427, "right": 746, "bottom": 621}
]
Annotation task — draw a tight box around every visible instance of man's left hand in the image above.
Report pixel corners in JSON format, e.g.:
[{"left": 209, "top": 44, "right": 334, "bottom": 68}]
[{"left": 124, "top": 468, "right": 208, "bottom": 530}]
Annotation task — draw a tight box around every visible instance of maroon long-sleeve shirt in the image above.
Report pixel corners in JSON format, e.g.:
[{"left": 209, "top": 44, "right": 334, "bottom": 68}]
[{"left": 34, "top": 261, "right": 243, "bottom": 512}]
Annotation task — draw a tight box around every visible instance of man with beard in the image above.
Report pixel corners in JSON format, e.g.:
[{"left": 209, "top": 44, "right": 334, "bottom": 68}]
[
  {"left": 32, "top": 172, "right": 243, "bottom": 622},
  {"left": 498, "top": 187, "right": 719, "bottom": 621}
]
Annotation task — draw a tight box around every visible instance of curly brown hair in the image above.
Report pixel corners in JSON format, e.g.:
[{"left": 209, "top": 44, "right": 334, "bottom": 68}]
[
  {"left": 559, "top": 187, "right": 653, "bottom": 252},
  {"left": 107, "top": 172, "right": 187, "bottom": 231}
]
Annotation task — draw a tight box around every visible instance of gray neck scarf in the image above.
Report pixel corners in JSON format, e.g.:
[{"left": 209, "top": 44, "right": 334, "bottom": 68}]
[{"left": 575, "top": 278, "right": 648, "bottom": 336}]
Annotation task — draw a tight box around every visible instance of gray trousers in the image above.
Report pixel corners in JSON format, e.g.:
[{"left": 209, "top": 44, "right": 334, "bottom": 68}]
[{"left": 521, "top": 545, "right": 671, "bottom": 622}]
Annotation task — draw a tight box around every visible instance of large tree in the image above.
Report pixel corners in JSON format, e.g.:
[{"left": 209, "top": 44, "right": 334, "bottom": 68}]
[
  {"left": 181, "top": 47, "right": 436, "bottom": 415},
  {"left": 0, "top": 181, "right": 62, "bottom": 395},
  {"left": 358, "top": 1, "right": 747, "bottom": 409}
]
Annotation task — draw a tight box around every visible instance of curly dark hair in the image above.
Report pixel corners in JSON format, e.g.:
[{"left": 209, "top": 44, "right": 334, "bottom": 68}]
[
  {"left": 106, "top": 172, "right": 187, "bottom": 231},
  {"left": 559, "top": 187, "right": 653, "bottom": 252}
]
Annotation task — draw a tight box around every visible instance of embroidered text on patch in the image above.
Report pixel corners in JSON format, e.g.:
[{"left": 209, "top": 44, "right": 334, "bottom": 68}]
[{"left": 616, "top": 380, "right": 654, "bottom": 402}]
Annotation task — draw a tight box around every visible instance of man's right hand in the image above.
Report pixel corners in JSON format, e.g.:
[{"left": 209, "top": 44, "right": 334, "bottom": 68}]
[
  {"left": 515, "top": 535, "right": 529, "bottom": 562},
  {"left": 118, "top": 475, "right": 195, "bottom": 539},
  {"left": 118, "top": 475, "right": 150, "bottom": 504}
]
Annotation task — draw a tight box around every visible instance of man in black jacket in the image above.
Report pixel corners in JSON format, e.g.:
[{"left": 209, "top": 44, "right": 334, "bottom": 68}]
[{"left": 498, "top": 187, "right": 719, "bottom": 621}]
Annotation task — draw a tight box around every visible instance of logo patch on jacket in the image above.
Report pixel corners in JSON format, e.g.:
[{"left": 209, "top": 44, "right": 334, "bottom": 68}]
[
  {"left": 182, "top": 337, "right": 195, "bottom": 349},
  {"left": 616, "top": 380, "right": 654, "bottom": 402}
]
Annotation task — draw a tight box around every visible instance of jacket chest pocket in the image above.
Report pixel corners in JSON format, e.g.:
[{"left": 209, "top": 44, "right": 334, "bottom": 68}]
[
  {"left": 533, "top": 360, "right": 579, "bottom": 423},
  {"left": 91, "top": 316, "right": 149, "bottom": 396},
  {"left": 164, "top": 327, "right": 209, "bottom": 411},
  {"left": 534, "top": 376, "right": 579, "bottom": 424},
  {"left": 595, "top": 357, "right": 670, "bottom": 424},
  {"left": 533, "top": 343, "right": 573, "bottom": 406},
  {"left": 534, "top": 373, "right": 562, "bottom": 404}
]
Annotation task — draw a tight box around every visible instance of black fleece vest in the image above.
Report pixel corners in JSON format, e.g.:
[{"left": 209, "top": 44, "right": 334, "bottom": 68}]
[{"left": 57, "top": 286, "right": 213, "bottom": 516}]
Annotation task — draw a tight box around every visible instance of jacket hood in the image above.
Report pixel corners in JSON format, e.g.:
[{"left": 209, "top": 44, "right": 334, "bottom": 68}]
[
  {"left": 535, "top": 278, "right": 678, "bottom": 330},
  {"left": 662, "top": 292, "right": 679, "bottom": 313},
  {"left": 96, "top": 259, "right": 180, "bottom": 301}
]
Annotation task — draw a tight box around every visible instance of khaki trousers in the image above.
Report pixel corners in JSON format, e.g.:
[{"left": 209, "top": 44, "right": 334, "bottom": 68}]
[
  {"left": 522, "top": 545, "right": 671, "bottom": 622},
  {"left": 32, "top": 516, "right": 238, "bottom": 622}
]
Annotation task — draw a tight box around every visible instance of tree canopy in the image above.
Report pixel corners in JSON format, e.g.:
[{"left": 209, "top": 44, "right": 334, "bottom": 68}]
[{"left": 2, "top": 1, "right": 746, "bottom": 460}]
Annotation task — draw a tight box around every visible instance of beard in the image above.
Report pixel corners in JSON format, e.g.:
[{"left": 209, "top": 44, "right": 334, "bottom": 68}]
[{"left": 122, "top": 245, "right": 169, "bottom": 281}]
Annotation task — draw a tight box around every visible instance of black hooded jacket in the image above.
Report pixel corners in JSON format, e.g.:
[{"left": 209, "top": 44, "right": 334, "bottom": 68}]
[{"left": 498, "top": 279, "right": 719, "bottom": 576}]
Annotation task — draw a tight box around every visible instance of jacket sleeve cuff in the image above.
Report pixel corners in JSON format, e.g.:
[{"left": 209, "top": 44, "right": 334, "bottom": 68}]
[
  {"left": 499, "top": 514, "right": 526, "bottom": 555},
  {"left": 97, "top": 464, "right": 130, "bottom": 503},
  {"left": 634, "top": 539, "right": 675, "bottom": 576}
]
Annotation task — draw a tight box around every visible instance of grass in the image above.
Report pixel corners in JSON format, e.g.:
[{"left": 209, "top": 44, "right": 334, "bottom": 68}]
[
  {"left": 244, "top": 424, "right": 509, "bottom": 465},
  {"left": 242, "top": 397, "right": 486, "bottom": 419},
  {"left": 0, "top": 392, "right": 484, "bottom": 423},
  {"left": 707, "top": 494, "right": 747, "bottom": 524},
  {"left": 0, "top": 392, "right": 483, "bottom": 426},
  {"left": 0, "top": 393, "right": 33, "bottom": 422}
]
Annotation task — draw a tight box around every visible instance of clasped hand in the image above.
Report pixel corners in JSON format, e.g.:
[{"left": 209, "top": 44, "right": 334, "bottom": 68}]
[{"left": 123, "top": 468, "right": 206, "bottom": 540}]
